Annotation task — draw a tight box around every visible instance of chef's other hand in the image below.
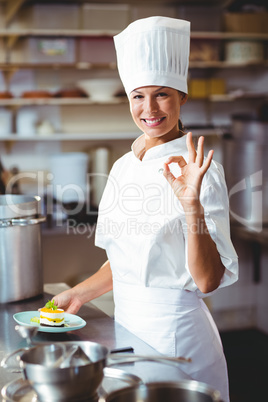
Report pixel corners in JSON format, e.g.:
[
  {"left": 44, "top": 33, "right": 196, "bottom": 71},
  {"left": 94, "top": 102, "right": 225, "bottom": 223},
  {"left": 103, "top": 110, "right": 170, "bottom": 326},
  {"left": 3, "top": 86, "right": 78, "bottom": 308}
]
[
  {"left": 163, "top": 132, "right": 213, "bottom": 212},
  {"left": 52, "top": 289, "right": 83, "bottom": 315}
]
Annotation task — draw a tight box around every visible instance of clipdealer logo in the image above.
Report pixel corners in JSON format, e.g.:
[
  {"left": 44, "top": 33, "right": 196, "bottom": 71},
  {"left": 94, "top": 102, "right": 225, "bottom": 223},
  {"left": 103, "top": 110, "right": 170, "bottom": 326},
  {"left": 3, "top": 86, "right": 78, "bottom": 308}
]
[{"left": 3, "top": 168, "right": 266, "bottom": 234}]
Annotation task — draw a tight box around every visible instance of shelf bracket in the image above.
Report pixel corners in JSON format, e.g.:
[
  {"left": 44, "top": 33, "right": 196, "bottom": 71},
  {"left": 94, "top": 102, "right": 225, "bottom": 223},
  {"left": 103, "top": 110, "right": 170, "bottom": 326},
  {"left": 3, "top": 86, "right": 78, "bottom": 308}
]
[
  {"left": 5, "top": 0, "right": 26, "bottom": 26},
  {"left": 2, "top": 69, "right": 18, "bottom": 91},
  {"left": 7, "top": 34, "right": 19, "bottom": 49}
]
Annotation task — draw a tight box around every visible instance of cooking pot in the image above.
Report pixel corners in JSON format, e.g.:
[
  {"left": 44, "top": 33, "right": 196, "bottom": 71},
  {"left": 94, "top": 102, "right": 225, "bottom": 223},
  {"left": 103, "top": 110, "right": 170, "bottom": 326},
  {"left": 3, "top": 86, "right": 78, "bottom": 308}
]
[
  {"left": 0, "top": 195, "right": 46, "bottom": 303},
  {"left": 231, "top": 114, "right": 268, "bottom": 143},
  {"left": 99, "top": 381, "right": 221, "bottom": 402},
  {"left": 50, "top": 152, "right": 89, "bottom": 204},
  {"left": 223, "top": 115, "right": 268, "bottom": 228},
  {"left": 1, "top": 341, "right": 192, "bottom": 402}
]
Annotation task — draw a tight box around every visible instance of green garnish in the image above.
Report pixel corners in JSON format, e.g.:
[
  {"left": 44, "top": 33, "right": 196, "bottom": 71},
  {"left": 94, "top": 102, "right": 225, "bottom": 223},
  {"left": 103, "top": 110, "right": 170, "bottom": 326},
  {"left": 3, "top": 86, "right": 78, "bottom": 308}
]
[
  {"left": 45, "top": 299, "right": 58, "bottom": 310},
  {"left": 30, "top": 316, "right": 40, "bottom": 324}
]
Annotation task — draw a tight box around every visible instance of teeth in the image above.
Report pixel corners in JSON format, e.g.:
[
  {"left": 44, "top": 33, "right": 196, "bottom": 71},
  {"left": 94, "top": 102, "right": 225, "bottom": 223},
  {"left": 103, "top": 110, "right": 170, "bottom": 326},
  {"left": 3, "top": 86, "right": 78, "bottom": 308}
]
[{"left": 144, "top": 118, "right": 162, "bottom": 124}]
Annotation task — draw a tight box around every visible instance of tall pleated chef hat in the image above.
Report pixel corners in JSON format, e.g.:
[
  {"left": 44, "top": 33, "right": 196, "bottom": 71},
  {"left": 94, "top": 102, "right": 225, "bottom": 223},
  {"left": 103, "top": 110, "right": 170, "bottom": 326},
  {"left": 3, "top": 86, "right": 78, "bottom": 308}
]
[{"left": 113, "top": 16, "right": 190, "bottom": 96}]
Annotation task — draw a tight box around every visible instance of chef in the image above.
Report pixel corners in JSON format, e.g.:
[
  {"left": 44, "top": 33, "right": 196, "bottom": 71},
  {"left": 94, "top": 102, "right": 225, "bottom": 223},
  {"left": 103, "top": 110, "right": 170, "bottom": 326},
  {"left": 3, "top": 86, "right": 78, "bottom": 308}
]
[{"left": 53, "top": 16, "right": 238, "bottom": 402}]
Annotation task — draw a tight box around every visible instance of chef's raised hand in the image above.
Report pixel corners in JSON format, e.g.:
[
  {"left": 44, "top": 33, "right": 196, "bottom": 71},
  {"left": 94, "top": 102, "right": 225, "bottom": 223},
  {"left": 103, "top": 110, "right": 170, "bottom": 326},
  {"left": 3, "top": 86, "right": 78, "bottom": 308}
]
[{"left": 163, "top": 132, "right": 213, "bottom": 212}]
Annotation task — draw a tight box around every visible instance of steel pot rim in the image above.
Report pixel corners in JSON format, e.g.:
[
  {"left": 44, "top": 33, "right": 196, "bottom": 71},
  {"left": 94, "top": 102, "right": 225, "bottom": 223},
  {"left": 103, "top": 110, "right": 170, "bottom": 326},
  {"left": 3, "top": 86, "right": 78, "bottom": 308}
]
[
  {"left": 99, "top": 380, "right": 222, "bottom": 402},
  {"left": 0, "top": 195, "right": 41, "bottom": 219}
]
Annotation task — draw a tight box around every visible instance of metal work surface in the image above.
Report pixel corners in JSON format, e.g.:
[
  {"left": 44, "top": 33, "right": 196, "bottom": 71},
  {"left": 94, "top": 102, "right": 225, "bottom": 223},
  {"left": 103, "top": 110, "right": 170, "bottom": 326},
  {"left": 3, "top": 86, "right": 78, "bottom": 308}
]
[{"left": 0, "top": 285, "right": 191, "bottom": 399}]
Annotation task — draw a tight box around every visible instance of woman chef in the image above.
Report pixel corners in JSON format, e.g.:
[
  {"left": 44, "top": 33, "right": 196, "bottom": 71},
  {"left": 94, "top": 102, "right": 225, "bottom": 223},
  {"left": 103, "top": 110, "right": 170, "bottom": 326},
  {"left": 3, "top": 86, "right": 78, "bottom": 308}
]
[{"left": 53, "top": 17, "right": 238, "bottom": 402}]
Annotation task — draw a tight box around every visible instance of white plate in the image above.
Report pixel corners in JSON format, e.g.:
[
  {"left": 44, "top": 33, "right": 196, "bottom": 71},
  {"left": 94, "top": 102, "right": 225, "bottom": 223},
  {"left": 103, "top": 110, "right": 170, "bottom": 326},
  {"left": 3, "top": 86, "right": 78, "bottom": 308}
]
[{"left": 13, "top": 311, "right": 86, "bottom": 333}]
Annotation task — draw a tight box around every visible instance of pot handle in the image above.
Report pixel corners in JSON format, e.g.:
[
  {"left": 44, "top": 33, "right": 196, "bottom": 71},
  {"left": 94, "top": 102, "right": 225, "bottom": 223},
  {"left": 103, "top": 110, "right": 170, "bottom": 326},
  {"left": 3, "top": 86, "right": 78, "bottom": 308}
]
[
  {"left": 107, "top": 353, "right": 191, "bottom": 368},
  {"left": 0, "top": 215, "right": 46, "bottom": 227},
  {"left": 1, "top": 347, "right": 28, "bottom": 373}
]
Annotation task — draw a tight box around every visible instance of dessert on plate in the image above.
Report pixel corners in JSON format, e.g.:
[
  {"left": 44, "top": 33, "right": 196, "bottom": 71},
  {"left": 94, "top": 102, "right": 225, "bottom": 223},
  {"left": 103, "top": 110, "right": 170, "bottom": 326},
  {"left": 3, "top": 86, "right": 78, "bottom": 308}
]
[{"left": 40, "top": 299, "right": 65, "bottom": 327}]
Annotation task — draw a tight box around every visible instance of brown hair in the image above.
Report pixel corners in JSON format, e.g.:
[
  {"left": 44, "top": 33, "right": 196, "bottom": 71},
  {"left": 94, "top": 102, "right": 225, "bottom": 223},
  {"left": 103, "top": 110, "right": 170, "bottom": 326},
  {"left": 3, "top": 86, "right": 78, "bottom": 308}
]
[{"left": 178, "top": 91, "right": 187, "bottom": 136}]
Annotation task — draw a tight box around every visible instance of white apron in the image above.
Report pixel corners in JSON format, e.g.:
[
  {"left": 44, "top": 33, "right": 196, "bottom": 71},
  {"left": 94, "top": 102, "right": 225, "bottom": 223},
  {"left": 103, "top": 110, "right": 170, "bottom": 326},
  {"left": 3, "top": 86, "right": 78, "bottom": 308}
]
[{"left": 113, "top": 279, "right": 229, "bottom": 402}]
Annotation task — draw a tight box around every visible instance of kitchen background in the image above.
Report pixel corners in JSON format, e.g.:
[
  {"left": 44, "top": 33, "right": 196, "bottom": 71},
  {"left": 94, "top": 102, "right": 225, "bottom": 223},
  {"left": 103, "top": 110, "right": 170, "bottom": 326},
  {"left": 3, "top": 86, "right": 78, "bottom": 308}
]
[{"left": 0, "top": 0, "right": 267, "bottom": 400}]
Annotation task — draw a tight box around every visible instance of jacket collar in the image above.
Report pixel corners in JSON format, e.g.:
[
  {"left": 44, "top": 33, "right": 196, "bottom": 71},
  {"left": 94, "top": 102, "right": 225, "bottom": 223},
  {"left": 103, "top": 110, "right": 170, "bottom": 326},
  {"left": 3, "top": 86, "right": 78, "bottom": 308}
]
[{"left": 131, "top": 133, "right": 187, "bottom": 161}]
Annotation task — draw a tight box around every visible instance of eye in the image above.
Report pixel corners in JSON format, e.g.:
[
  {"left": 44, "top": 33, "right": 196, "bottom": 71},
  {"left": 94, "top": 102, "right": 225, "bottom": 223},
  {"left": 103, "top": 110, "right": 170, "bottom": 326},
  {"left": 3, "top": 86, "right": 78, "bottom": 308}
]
[
  {"left": 156, "top": 92, "right": 168, "bottom": 97},
  {"left": 132, "top": 94, "right": 143, "bottom": 100}
]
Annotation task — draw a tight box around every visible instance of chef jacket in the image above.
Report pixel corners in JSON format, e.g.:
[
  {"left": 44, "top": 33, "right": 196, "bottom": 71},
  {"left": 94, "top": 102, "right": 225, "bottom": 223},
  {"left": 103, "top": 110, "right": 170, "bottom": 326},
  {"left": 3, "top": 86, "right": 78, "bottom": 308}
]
[{"left": 95, "top": 134, "right": 238, "bottom": 296}]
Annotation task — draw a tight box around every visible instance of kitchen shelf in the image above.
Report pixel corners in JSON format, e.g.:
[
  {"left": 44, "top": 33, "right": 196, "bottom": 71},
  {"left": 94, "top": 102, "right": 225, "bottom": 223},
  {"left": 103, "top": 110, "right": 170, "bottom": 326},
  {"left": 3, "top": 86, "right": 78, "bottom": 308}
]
[
  {"left": 0, "top": 29, "right": 267, "bottom": 71},
  {"left": 0, "top": 97, "right": 128, "bottom": 106},
  {"left": 0, "top": 29, "right": 268, "bottom": 40},
  {"left": 0, "top": 29, "right": 120, "bottom": 38},
  {"left": 189, "top": 60, "right": 268, "bottom": 68},
  {"left": 1, "top": 60, "right": 267, "bottom": 72},
  {"left": 0, "top": 132, "right": 139, "bottom": 141},
  {"left": 191, "top": 31, "right": 268, "bottom": 40},
  {"left": 0, "top": 128, "right": 225, "bottom": 142},
  {"left": 206, "top": 92, "right": 268, "bottom": 102},
  {"left": 0, "top": 93, "right": 266, "bottom": 108},
  {"left": 0, "top": 62, "right": 118, "bottom": 71}
]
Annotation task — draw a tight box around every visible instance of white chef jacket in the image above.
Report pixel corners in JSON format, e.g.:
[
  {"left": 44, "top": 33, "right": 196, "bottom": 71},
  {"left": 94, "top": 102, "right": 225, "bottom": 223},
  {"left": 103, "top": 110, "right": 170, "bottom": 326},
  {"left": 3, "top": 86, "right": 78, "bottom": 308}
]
[
  {"left": 95, "top": 134, "right": 238, "bottom": 295},
  {"left": 95, "top": 134, "right": 238, "bottom": 402}
]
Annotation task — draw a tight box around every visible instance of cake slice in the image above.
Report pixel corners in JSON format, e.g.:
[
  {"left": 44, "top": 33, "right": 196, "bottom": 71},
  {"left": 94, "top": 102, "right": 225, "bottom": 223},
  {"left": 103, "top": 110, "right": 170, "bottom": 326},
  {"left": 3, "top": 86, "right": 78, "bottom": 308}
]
[{"left": 40, "top": 299, "right": 64, "bottom": 327}]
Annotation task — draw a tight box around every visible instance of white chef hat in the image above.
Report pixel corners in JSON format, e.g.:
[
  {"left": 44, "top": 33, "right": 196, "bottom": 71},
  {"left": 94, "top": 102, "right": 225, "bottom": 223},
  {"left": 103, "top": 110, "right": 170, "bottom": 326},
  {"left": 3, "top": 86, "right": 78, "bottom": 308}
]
[{"left": 113, "top": 16, "right": 190, "bottom": 96}]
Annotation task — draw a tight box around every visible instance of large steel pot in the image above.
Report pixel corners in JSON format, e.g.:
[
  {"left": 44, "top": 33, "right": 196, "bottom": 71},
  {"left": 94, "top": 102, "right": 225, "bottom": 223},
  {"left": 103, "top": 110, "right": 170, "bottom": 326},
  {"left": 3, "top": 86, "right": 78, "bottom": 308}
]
[
  {"left": 0, "top": 195, "right": 46, "bottom": 303},
  {"left": 223, "top": 115, "right": 268, "bottom": 229},
  {"left": 1, "top": 341, "right": 192, "bottom": 402},
  {"left": 99, "top": 381, "right": 221, "bottom": 402},
  {"left": 231, "top": 114, "right": 268, "bottom": 142}
]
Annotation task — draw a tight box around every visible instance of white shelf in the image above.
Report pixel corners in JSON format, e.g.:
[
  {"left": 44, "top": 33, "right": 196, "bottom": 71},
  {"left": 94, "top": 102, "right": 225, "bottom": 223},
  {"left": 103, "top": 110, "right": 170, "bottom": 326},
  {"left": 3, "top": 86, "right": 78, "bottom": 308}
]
[
  {"left": 0, "top": 132, "right": 139, "bottom": 141},
  {"left": 0, "top": 128, "right": 226, "bottom": 142},
  {"left": 0, "top": 93, "right": 266, "bottom": 108},
  {"left": 188, "top": 92, "right": 268, "bottom": 102},
  {"left": 208, "top": 92, "right": 268, "bottom": 102},
  {"left": 0, "top": 97, "right": 127, "bottom": 106}
]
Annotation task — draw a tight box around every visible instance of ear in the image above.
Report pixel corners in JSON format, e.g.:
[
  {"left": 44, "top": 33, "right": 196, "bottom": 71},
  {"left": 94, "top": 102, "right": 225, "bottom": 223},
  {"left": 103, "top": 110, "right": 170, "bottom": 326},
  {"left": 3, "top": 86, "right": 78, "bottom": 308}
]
[{"left": 180, "top": 93, "right": 188, "bottom": 106}]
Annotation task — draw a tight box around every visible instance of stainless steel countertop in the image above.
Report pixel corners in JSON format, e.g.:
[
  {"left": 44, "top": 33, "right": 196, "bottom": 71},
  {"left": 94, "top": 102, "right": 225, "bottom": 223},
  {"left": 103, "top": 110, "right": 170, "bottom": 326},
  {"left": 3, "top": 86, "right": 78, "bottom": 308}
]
[{"left": 0, "top": 284, "right": 191, "bottom": 399}]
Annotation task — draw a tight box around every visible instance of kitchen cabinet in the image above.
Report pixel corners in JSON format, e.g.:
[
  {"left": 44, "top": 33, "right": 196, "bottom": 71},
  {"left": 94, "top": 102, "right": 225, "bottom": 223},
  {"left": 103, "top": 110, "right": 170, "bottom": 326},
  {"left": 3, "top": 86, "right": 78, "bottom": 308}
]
[
  {"left": 0, "top": 1, "right": 267, "bottom": 106},
  {"left": 0, "top": 1, "right": 267, "bottom": 172}
]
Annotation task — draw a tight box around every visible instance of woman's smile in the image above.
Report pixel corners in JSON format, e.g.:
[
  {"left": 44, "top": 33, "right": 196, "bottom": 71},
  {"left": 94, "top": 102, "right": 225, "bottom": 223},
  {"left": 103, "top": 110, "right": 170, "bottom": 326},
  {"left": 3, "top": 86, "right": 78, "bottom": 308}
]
[{"left": 142, "top": 117, "right": 166, "bottom": 127}]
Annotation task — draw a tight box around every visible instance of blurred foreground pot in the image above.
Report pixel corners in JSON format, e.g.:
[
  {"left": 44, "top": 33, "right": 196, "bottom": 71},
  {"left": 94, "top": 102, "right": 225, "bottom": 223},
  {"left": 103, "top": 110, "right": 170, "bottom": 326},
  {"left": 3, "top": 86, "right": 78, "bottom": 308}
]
[
  {"left": 0, "top": 195, "right": 45, "bottom": 303},
  {"left": 99, "top": 381, "right": 221, "bottom": 402},
  {"left": 2, "top": 340, "right": 193, "bottom": 402}
]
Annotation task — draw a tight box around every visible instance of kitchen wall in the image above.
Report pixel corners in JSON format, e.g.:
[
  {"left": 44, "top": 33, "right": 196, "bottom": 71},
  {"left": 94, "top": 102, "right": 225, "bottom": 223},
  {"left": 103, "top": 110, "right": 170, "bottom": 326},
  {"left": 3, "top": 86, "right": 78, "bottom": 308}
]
[{"left": 1, "top": 1, "right": 267, "bottom": 333}]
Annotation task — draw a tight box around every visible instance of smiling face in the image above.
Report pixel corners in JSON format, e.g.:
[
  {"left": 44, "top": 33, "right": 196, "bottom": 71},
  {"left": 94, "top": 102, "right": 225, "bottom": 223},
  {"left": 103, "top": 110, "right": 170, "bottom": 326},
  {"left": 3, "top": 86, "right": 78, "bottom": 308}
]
[{"left": 129, "top": 86, "right": 187, "bottom": 149}]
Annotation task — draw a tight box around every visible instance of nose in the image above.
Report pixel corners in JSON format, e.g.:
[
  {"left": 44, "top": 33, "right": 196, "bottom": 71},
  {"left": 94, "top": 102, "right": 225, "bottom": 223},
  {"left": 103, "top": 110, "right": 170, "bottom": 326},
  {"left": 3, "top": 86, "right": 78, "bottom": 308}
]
[{"left": 144, "top": 96, "right": 158, "bottom": 114}]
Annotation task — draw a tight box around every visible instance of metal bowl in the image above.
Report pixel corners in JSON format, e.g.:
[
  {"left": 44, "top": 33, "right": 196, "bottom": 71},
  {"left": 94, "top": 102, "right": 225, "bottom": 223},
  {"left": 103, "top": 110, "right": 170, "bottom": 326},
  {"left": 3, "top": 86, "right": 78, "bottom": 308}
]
[
  {"left": 100, "top": 381, "right": 221, "bottom": 402},
  {"left": 18, "top": 341, "right": 109, "bottom": 401}
]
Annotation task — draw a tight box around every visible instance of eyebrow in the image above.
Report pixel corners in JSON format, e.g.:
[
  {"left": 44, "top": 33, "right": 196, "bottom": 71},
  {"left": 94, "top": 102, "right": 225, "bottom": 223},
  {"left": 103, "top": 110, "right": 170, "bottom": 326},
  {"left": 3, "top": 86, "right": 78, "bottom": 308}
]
[{"left": 133, "top": 86, "right": 167, "bottom": 94}]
